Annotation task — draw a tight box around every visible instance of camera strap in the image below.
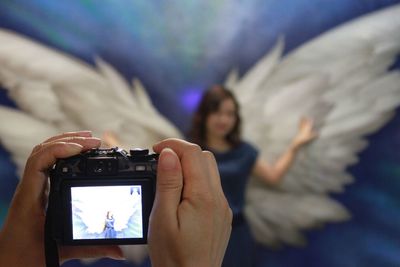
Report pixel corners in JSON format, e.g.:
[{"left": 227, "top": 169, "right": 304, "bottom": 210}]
[{"left": 45, "top": 205, "right": 60, "bottom": 267}]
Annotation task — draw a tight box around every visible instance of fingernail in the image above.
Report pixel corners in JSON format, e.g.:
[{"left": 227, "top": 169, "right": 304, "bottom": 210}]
[
  {"left": 66, "top": 143, "right": 83, "bottom": 153},
  {"left": 160, "top": 148, "right": 177, "bottom": 170}
]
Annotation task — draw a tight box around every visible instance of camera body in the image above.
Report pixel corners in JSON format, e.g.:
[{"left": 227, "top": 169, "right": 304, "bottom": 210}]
[{"left": 47, "top": 147, "right": 157, "bottom": 245}]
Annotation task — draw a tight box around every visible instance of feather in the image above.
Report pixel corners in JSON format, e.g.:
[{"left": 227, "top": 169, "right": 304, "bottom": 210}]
[
  {"left": 0, "top": 27, "right": 184, "bottom": 264},
  {"left": 232, "top": 37, "right": 284, "bottom": 104},
  {"left": 0, "top": 27, "right": 182, "bottom": 149},
  {"left": 224, "top": 68, "right": 239, "bottom": 89},
  {"left": 0, "top": 106, "right": 59, "bottom": 174},
  {"left": 228, "top": 4, "right": 400, "bottom": 247}
]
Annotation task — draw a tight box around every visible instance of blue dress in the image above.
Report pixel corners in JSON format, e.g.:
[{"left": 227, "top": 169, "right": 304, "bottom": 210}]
[
  {"left": 208, "top": 141, "right": 259, "bottom": 267},
  {"left": 104, "top": 217, "right": 117, "bottom": 238}
]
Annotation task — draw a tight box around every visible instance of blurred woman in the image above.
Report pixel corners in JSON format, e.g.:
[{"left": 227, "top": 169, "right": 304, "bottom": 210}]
[
  {"left": 104, "top": 211, "right": 117, "bottom": 238},
  {"left": 188, "top": 85, "right": 316, "bottom": 267}
]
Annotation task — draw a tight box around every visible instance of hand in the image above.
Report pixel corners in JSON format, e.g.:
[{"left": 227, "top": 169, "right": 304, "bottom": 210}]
[
  {"left": 149, "top": 138, "right": 232, "bottom": 267},
  {"left": 0, "top": 131, "right": 124, "bottom": 267},
  {"left": 292, "top": 117, "right": 317, "bottom": 148}
]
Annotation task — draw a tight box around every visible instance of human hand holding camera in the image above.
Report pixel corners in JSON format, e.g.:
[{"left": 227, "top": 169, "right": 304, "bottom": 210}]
[
  {"left": 0, "top": 132, "right": 232, "bottom": 267},
  {"left": 150, "top": 139, "right": 232, "bottom": 267},
  {"left": 0, "top": 131, "right": 124, "bottom": 267}
]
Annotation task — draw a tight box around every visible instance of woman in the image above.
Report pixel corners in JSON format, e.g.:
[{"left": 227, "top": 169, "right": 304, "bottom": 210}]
[
  {"left": 104, "top": 211, "right": 117, "bottom": 239},
  {"left": 189, "top": 85, "right": 316, "bottom": 267}
]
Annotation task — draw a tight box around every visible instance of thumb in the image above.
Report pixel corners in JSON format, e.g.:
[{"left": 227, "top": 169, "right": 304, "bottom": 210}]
[{"left": 152, "top": 148, "right": 183, "bottom": 223}]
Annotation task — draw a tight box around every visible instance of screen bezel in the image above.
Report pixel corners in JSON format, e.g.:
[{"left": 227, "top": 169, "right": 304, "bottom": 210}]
[{"left": 61, "top": 178, "right": 154, "bottom": 245}]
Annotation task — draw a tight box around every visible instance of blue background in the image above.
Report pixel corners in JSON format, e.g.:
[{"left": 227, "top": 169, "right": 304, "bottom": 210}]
[{"left": 0, "top": 1, "right": 400, "bottom": 266}]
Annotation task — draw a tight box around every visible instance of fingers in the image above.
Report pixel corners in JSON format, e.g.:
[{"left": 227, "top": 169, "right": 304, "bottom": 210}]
[
  {"left": 43, "top": 130, "right": 92, "bottom": 143},
  {"left": 302, "top": 117, "right": 318, "bottom": 139},
  {"left": 59, "top": 245, "right": 124, "bottom": 262},
  {"left": 202, "top": 150, "right": 225, "bottom": 197},
  {"left": 32, "top": 137, "right": 101, "bottom": 157},
  {"left": 153, "top": 138, "right": 198, "bottom": 157},
  {"left": 299, "top": 117, "right": 313, "bottom": 128},
  {"left": 28, "top": 137, "right": 101, "bottom": 174},
  {"left": 18, "top": 133, "right": 101, "bottom": 209},
  {"left": 152, "top": 148, "right": 183, "bottom": 226},
  {"left": 27, "top": 142, "right": 84, "bottom": 173},
  {"left": 149, "top": 138, "right": 232, "bottom": 266},
  {"left": 153, "top": 139, "right": 212, "bottom": 199},
  {"left": 17, "top": 142, "right": 84, "bottom": 208},
  {"left": 32, "top": 131, "right": 93, "bottom": 154},
  {"left": 299, "top": 117, "right": 316, "bottom": 135}
]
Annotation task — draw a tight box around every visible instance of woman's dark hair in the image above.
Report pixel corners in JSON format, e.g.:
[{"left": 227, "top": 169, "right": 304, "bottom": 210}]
[{"left": 189, "top": 85, "right": 241, "bottom": 148}]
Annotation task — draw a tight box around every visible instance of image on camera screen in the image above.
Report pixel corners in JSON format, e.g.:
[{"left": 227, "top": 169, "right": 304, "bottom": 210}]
[{"left": 71, "top": 185, "right": 143, "bottom": 240}]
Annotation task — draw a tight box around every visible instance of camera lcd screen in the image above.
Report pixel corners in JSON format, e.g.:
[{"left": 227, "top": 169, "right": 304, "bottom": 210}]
[{"left": 70, "top": 185, "right": 143, "bottom": 240}]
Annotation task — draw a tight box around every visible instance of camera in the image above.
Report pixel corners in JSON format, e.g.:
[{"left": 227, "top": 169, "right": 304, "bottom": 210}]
[{"left": 46, "top": 147, "right": 158, "bottom": 246}]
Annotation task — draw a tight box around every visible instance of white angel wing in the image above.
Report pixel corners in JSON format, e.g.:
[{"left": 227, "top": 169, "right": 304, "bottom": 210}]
[
  {"left": 226, "top": 5, "right": 400, "bottom": 247},
  {"left": 0, "top": 28, "right": 182, "bottom": 175},
  {"left": 0, "top": 28, "right": 182, "bottom": 263}
]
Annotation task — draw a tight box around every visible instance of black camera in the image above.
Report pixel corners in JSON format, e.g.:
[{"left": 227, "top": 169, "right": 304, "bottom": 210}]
[{"left": 46, "top": 147, "right": 157, "bottom": 246}]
